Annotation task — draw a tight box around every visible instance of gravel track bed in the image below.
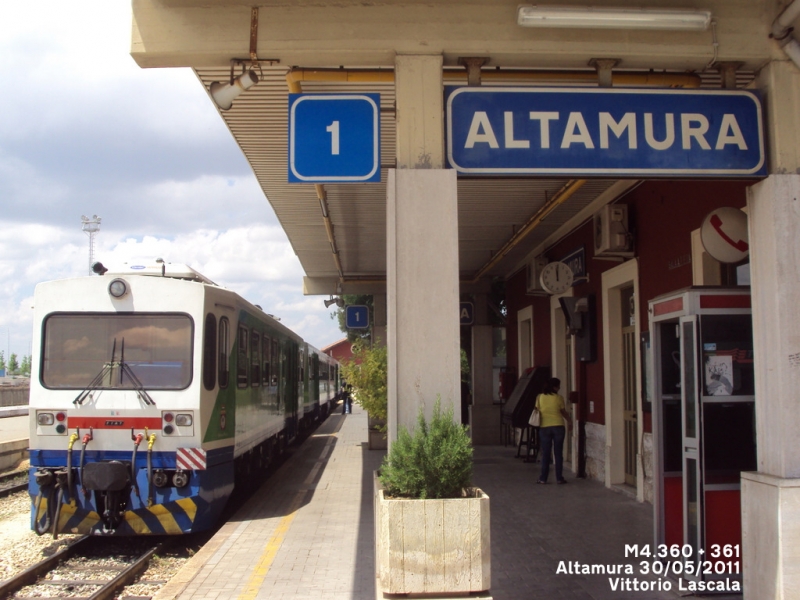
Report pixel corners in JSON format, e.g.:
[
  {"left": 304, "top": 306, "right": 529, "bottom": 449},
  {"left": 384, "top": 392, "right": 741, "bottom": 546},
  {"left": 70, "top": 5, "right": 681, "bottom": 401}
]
[{"left": 0, "top": 468, "right": 196, "bottom": 599}]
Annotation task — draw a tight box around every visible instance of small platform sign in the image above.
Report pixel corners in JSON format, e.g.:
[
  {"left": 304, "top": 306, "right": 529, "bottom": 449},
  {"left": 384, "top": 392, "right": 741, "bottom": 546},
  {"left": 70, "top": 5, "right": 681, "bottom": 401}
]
[
  {"left": 460, "top": 302, "right": 474, "bottom": 326},
  {"left": 288, "top": 93, "right": 381, "bottom": 183},
  {"left": 346, "top": 305, "right": 370, "bottom": 329}
]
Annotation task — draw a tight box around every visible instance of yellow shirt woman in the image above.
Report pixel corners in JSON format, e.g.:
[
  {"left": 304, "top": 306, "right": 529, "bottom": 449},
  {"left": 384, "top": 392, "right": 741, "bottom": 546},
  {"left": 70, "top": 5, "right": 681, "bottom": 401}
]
[{"left": 537, "top": 392, "right": 566, "bottom": 428}]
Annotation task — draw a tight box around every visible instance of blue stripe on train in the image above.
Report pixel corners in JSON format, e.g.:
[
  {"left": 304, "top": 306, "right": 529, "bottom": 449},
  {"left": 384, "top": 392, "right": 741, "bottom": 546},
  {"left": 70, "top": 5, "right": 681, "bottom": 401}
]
[{"left": 28, "top": 446, "right": 235, "bottom": 469}]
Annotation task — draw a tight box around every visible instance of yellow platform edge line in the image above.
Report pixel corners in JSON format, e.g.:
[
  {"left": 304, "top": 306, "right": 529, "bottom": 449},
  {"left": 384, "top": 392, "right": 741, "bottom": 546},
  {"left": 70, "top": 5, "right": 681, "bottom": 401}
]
[{"left": 237, "top": 489, "right": 308, "bottom": 600}]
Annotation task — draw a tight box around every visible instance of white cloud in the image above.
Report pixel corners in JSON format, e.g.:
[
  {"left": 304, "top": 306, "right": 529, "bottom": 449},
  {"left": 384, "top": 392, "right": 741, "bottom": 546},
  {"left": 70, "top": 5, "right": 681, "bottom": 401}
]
[{"left": 0, "top": 2, "right": 345, "bottom": 361}]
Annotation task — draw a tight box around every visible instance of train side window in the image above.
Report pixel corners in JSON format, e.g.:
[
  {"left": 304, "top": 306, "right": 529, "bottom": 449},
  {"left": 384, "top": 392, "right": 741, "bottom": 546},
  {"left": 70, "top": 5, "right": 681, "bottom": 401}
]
[
  {"left": 299, "top": 349, "right": 305, "bottom": 385},
  {"left": 237, "top": 324, "right": 249, "bottom": 388},
  {"left": 271, "top": 339, "right": 279, "bottom": 385},
  {"left": 251, "top": 330, "right": 261, "bottom": 387},
  {"left": 203, "top": 313, "right": 217, "bottom": 390},
  {"left": 218, "top": 317, "right": 230, "bottom": 389},
  {"left": 262, "top": 336, "right": 270, "bottom": 386}
]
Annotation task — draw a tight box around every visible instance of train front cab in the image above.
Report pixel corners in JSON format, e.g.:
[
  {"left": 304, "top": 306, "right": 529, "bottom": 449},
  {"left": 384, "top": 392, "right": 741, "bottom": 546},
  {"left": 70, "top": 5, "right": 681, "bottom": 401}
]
[{"left": 650, "top": 287, "right": 755, "bottom": 586}]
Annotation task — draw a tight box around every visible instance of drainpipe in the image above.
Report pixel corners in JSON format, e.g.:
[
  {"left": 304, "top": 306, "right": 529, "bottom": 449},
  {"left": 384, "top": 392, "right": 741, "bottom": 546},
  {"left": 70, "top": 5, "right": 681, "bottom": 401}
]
[{"left": 771, "top": 0, "right": 800, "bottom": 70}]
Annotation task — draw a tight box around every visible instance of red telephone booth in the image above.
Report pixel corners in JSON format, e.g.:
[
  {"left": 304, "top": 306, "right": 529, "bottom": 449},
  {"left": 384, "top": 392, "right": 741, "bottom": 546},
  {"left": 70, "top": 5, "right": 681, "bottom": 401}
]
[{"left": 649, "top": 287, "right": 754, "bottom": 585}]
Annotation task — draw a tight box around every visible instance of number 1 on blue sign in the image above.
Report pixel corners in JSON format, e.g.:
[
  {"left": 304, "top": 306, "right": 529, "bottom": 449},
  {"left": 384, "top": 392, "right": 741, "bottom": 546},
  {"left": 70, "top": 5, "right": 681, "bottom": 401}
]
[{"left": 326, "top": 121, "right": 340, "bottom": 155}]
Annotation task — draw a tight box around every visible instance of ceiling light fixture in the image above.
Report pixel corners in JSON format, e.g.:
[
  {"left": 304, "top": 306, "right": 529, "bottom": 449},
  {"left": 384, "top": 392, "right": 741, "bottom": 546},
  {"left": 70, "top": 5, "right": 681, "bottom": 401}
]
[{"left": 516, "top": 5, "right": 712, "bottom": 31}]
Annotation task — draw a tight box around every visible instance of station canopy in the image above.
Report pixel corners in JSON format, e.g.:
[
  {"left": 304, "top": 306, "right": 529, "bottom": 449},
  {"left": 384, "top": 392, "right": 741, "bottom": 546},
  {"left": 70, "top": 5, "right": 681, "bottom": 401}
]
[{"left": 132, "top": 1, "right": 759, "bottom": 295}]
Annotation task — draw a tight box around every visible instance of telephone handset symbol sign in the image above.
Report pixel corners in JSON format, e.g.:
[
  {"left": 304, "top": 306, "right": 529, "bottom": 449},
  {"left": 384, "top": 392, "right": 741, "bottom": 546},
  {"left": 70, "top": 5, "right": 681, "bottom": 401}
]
[
  {"left": 701, "top": 207, "right": 750, "bottom": 264},
  {"left": 710, "top": 213, "right": 749, "bottom": 252}
]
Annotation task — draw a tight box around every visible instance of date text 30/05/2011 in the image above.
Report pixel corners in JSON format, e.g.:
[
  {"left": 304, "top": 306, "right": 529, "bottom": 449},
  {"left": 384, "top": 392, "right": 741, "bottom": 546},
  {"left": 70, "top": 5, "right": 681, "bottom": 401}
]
[{"left": 556, "top": 544, "right": 742, "bottom": 594}]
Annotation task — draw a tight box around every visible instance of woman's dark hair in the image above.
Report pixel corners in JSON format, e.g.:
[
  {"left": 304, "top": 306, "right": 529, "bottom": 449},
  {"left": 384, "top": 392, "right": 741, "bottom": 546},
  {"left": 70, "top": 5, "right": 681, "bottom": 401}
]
[{"left": 543, "top": 377, "right": 561, "bottom": 395}]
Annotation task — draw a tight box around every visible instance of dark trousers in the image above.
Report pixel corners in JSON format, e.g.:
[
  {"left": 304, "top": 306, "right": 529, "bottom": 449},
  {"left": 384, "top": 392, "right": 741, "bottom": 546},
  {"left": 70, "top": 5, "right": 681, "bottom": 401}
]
[{"left": 538, "top": 426, "right": 566, "bottom": 482}]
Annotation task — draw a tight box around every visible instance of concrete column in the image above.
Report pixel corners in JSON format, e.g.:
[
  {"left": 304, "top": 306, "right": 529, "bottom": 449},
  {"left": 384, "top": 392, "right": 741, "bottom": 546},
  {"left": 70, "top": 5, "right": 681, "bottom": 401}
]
[
  {"left": 741, "top": 60, "right": 800, "bottom": 599},
  {"left": 394, "top": 54, "right": 445, "bottom": 169},
  {"left": 742, "top": 174, "right": 800, "bottom": 599},
  {"left": 387, "top": 169, "right": 461, "bottom": 442},
  {"left": 470, "top": 294, "right": 501, "bottom": 444},
  {"left": 373, "top": 294, "right": 387, "bottom": 347},
  {"left": 387, "top": 52, "right": 460, "bottom": 443}
]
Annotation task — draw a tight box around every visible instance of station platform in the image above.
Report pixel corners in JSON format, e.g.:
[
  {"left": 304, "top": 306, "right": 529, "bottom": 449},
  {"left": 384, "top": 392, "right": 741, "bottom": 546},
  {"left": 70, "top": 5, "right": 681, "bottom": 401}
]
[
  {"left": 0, "top": 406, "right": 739, "bottom": 599},
  {"left": 154, "top": 404, "right": 741, "bottom": 600}
]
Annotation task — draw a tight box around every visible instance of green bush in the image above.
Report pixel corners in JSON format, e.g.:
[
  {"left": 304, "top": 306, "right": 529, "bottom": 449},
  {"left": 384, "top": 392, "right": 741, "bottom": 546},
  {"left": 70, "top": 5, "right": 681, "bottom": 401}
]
[
  {"left": 379, "top": 398, "right": 473, "bottom": 499},
  {"left": 340, "top": 341, "right": 387, "bottom": 430}
]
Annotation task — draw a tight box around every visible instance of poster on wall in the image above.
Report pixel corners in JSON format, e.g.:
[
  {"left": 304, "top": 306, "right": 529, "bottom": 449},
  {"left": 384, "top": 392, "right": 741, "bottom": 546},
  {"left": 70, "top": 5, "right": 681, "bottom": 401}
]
[{"left": 705, "top": 355, "right": 734, "bottom": 396}]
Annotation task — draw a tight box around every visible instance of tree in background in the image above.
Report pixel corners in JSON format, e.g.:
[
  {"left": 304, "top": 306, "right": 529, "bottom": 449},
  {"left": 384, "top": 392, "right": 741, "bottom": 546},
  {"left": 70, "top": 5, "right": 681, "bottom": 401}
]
[
  {"left": 20, "top": 355, "right": 31, "bottom": 377},
  {"left": 7, "top": 353, "right": 18, "bottom": 375},
  {"left": 0, "top": 351, "right": 5, "bottom": 373},
  {"left": 341, "top": 340, "right": 387, "bottom": 430},
  {"left": 331, "top": 294, "right": 373, "bottom": 343}
]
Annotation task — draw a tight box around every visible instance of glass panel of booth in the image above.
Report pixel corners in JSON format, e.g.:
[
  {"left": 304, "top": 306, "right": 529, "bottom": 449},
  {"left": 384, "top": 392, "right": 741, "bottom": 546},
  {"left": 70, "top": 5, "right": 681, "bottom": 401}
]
[
  {"left": 699, "top": 314, "right": 756, "bottom": 485},
  {"left": 680, "top": 317, "right": 699, "bottom": 442}
]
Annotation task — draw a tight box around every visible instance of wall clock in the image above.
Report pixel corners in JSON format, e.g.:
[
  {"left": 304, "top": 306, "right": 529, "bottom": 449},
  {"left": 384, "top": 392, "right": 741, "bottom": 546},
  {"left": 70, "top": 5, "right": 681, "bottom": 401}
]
[{"left": 539, "top": 261, "right": 574, "bottom": 295}]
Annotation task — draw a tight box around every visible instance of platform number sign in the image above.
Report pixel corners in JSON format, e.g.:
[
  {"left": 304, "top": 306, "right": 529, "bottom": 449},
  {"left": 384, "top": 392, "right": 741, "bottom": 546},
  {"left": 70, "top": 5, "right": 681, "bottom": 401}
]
[
  {"left": 346, "top": 305, "right": 370, "bottom": 329},
  {"left": 288, "top": 93, "right": 381, "bottom": 183}
]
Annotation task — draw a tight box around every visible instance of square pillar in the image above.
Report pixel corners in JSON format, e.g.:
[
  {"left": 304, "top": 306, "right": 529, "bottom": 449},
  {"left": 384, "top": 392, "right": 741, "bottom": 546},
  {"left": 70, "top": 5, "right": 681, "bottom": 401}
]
[
  {"left": 386, "top": 53, "right": 460, "bottom": 442},
  {"left": 387, "top": 169, "right": 461, "bottom": 442},
  {"left": 469, "top": 293, "right": 501, "bottom": 444},
  {"left": 742, "top": 173, "right": 800, "bottom": 598}
]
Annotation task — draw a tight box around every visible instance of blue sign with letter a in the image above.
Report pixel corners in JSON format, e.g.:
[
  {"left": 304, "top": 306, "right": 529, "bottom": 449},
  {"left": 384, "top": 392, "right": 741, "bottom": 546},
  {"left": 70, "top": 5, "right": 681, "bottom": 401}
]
[{"left": 289, "top": 93, "right": 381, "bottom": 183}]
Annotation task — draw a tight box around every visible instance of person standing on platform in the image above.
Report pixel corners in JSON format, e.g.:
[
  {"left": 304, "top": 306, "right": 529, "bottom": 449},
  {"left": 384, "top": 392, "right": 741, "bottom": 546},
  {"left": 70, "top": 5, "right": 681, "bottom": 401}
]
[{"left": 536, "top": 377, "right": 572, "bottom": 484}]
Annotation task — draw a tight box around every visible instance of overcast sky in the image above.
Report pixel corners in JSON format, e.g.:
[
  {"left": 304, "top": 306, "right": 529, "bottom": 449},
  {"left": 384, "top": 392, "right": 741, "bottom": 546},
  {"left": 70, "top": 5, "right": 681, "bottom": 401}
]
[{"left": 0, "top": 2, "right": 346, "bottom": 362}]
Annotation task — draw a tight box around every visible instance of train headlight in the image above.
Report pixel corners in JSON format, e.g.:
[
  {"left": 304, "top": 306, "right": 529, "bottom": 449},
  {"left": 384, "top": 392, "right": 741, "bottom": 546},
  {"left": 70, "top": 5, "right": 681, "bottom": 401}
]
[
  {"left": 172, "top": 470, "right": 189, "bottom": 488},
  {"left": 163, "top": 425, "right": 174, "bottom": 435},
  {"left": 175, "top": 414, "right": 193, "bottom": 427},
  {"left": 108, "top": 278, "right": 128, "bottom": 298},
  {"left": 152, "top": 469, "right": 169, "bottom": 487},
  {"left": 37, "top": 412, "right": 54, "bottom": 426}
]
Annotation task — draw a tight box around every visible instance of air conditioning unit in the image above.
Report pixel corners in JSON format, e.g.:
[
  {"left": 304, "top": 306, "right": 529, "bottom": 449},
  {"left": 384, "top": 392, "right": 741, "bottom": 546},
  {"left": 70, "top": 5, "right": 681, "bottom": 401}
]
[
  {"left": 593, "top": 204, "right": 631, "bottom": 255},
  {"left": 526, "top": 256, "right": 548, "bottom": 294}
]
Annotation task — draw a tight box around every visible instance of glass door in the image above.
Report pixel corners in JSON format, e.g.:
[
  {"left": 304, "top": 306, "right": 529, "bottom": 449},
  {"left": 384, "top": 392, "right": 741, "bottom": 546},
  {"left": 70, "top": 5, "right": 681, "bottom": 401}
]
[{"left": 680, "top": 316, "right": 702, "bottom": 574}]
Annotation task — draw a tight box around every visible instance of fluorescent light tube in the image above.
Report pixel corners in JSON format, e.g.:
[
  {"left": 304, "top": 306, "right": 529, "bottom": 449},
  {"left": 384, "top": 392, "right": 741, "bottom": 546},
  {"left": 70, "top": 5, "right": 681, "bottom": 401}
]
[{"left": 517, "top": 5, "right": 712, "bottom": 31}]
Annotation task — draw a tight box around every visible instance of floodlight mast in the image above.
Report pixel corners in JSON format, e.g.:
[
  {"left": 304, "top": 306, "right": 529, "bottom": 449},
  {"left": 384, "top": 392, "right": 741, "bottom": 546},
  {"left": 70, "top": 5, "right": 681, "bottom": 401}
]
[{"left": 81, "top": 214, "right": 101, "bottom": 274}]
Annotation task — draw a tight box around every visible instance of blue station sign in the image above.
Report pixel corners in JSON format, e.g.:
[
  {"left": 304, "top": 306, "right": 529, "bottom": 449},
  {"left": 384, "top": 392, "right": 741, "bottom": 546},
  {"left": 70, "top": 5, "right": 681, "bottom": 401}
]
[
  {"left": 345, "top": 305, "right": 370, "bottom": 329},
  {"left": 289, "top": 93, "right": 381, "bottom": 183},
  {"left": 446, "top": 87, "right": 765, "bottom": 177}
]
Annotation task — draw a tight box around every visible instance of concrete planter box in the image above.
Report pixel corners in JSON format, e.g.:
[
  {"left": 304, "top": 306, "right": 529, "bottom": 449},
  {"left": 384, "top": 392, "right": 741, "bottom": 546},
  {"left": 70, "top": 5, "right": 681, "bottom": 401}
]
[
  {"left": 374, "top": 473, "right": 491, "bottom": 595},
  {"left": 368, "top": 414, "right": 387, "bottom": 450},
  {"left": 368, "top": 428, "right": 387, "bottom": 450}
]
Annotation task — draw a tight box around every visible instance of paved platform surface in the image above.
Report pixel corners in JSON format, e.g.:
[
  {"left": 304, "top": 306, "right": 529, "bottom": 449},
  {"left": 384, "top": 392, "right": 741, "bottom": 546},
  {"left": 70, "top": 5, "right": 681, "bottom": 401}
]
[{"left": 153, "top": 404, "right": 742, "bottom": 600}]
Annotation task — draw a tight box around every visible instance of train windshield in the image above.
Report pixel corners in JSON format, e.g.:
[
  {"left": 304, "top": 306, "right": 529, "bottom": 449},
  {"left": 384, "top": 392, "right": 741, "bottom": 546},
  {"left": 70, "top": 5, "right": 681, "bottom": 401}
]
[{"left": 42, "top": 313, "right": 193, "bottom": 390}]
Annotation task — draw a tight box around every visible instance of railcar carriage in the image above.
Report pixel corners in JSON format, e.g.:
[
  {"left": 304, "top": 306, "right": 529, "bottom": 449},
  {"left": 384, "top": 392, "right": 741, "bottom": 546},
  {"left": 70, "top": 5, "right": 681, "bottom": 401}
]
[{"left": 28, "top": 262, "right": 330, "bottom": 536}]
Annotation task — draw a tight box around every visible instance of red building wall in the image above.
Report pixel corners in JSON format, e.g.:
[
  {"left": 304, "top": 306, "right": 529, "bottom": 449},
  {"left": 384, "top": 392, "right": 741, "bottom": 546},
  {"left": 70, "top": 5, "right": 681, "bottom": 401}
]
[{"left": 504, "top": 179, "right": 751, "bottom": 429}]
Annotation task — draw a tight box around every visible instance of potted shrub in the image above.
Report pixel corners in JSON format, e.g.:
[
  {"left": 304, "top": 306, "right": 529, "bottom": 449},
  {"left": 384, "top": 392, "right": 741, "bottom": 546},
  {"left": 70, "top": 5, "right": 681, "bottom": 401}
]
[
  {"left": 375, "top": 398, "right": 490, "bottom": 595},
  {"left": 340, "top": 341, "right": 387, "bottom": 448}
]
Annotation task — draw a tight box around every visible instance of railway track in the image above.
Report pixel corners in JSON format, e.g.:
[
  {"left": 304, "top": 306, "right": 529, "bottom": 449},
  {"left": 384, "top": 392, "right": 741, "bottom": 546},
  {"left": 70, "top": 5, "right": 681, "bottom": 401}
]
[
  {"left": 0, "top": 470, "right": 28, "bottom": 499},
  {"left": 0, "top": 535, "right": 168, "bottom": 600}
]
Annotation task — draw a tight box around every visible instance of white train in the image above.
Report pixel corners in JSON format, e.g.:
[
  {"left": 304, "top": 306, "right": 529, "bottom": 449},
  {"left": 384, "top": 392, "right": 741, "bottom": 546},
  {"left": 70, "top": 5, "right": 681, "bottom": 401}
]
[{"left": 28, "top": 261, "right": 339, "bottom": 535}]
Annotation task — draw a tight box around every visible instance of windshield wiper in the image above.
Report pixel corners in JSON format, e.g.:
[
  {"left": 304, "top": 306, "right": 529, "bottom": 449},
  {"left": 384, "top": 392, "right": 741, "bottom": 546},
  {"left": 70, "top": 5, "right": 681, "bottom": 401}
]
[
  {"left": 119, "top": 338, "right": 155, "bottom": 406},
  {"left": 73, "top": 338, "right": 155, "bottom": 406},
  {"left": 74, "top": 338, "right": 117, "bottom": 406}
]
